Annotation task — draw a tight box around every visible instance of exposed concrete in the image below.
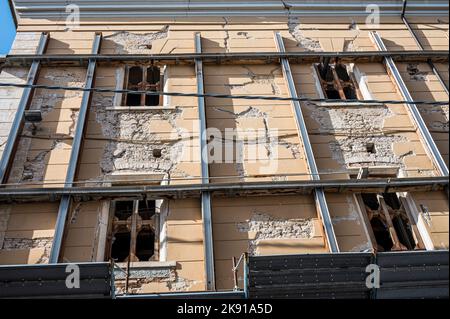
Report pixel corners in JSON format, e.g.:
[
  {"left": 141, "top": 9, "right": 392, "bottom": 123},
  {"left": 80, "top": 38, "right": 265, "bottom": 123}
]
[
  {"left": 0, "top": 206, "right": 11, "bottom": 249},
  {"left": 288, "top": 16, "right": 323, "bottom": 51},
  {"left": 92, "top": 93, "right": 189, "bottom": 182},
  {"left": 2, "top": 237, "right": 53, "bottom": 264},
  {"left": 307, "top": 103, "right": 410, "bottom": 169},
  {"left": 7, "top": 68, "right": 85, "bottom": 184},
  {"left": 104, "top": 26, "right": 169, "bottom": 54},
  {"left": 237, "top": 212, "right": 314, "bottom": 256},
  {"left": 113, "top": 266, "right": 199, "bottom": 294},
  {"left": 407, "top": 63, "right": 429, "bottom": 81}
]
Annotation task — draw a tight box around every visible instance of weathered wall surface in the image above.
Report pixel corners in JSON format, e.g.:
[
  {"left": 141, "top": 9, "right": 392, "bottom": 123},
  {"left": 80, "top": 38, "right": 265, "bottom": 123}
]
[
  {"left": 212, "top": 195, "right": 326, "bottom": 290},
  {"left": 411, "top": 191, "right": 449, "bottom": 249},
  {"left": 0, "top": 203, "right": 57, "bottom": 265},
  {"left": 0, "top": 15, "right": 448, "bottom": 295},
  {"left": 7, "top": 67, "right": 85, "bottom": 186}
]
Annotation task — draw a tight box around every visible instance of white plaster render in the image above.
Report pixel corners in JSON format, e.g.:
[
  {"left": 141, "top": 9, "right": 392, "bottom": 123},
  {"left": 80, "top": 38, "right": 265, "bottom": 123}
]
[{"left": 237, "top": 212, "right": 315, "bottom": 256}]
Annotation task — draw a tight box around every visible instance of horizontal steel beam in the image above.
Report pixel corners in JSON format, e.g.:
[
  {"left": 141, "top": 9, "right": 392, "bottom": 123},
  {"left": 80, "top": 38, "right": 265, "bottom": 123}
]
[
  {"left": 12, "top": 0, "right": 450, "bottom": 18},
  {"left": 1, "top": 51, "right": 448, "bottom": 68},
  {"left": 0, "top": 177, "right": 447, "bottom": 203}
]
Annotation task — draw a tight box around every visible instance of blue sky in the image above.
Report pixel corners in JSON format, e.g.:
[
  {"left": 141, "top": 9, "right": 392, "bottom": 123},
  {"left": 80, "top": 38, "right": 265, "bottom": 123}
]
[{"left": 0, "top": 0, "right": 16, "bottom": 54}]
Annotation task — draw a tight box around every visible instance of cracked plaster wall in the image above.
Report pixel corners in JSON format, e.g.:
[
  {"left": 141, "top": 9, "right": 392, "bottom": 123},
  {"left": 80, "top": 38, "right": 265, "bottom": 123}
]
[
  {"left": 2, "top": 237, "right": 53, "bottom": 264},
  {"left": 237, "top": 212, "right": 314, "bottom": 256},
  {"left": 306, "top": 103, "right": 410, "bottom": 169},
  {"left": 92, "top": 93, "right": 189, "bottom": 182},
  {"left": 8, "top": 68, "right": 85, "bottom": 184},
  {"left": 209, "top": 65, "right": 303, "bottom": 181},
  {"left": 113, "top": 267, "right": 201, "bottom": 294},
  {"left": 104, "top": 26, "right": 169, "bottom": 54}
]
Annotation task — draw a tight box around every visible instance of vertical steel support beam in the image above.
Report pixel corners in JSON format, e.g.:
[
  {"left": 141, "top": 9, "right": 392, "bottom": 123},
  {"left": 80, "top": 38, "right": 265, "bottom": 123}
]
[
  {"left": 274, "top": 33, "right": 339, "bottom": 252},
  {"left": 195, "top": 33, "right": 215, "bottom": 290},
  {"left": 49, "top": 33, "right": 102, "bottom": 263},
  {"left": 401, "top": 0, "right": 449, "bottom": 95},
  {"left": 0, "top": 32, "right": 49, "bottom": 184},
  {"left": 371, "top": 31, "right": 448, "bottom": 176}
]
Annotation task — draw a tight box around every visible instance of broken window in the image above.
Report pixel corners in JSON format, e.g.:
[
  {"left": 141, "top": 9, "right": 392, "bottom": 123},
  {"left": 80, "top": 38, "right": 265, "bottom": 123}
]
[
  {"left": 314, "top": 60, "right": 362, "bottom": 100},
  {"left": 123, "top": 65, "right": 163, "bottom": 106},
  {"left": 108, "top": 199, "right": 159, "bottom": 262},
  {"left": 353, "top": 169, "right": 420, "bottom": 252}
]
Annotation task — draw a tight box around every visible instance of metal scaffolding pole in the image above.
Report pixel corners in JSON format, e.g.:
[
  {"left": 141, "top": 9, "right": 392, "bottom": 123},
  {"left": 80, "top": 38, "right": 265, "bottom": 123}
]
[
  {"left": 1, "top": 51, "right": 448, "bottom": 68},
  {"left": 371, "top": 31, "right": 449, "bottom": 177},
  {"left": 0, "top": 32, "right": 49, "bottom": 184},
  {"left": 49, "top": 33, "right": 102, "bottom": 263},
  {"left": 195, "top": 33, "right": 216, "bottom": 291},
  {"left": 274, "top": 32, "right": 339, "bottom": 253},
  {"left": 401, "top": 0, "right": 449, "bottom": 95}
]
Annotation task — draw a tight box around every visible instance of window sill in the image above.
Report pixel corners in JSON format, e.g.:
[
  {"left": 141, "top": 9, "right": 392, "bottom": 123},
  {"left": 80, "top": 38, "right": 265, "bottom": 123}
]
[
  {"left": 315, "top": 102, "right": 385, "bottom": 107},
  {"left": 115, "top": 261, "right": 177, "bottom": 269},
  {"left": 106, "top": 106, "right": 178, "bottom": 111}
]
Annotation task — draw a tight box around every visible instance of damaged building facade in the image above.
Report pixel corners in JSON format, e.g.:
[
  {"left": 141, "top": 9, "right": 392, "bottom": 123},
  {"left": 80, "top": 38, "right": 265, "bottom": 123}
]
[{"left": 0, "top": 0, "right": 448, "bottom": 298}]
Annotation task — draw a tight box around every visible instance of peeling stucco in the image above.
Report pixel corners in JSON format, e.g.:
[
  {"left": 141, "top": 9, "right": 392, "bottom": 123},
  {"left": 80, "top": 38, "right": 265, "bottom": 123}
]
[
  {"left": 288, "top": 16, "right": 323, "bottom": 51},
  {"left": 2, "top": 237, "right": 53, "bottom": 264},
  {"left": 113, "top": 267, "right": 199, "bottom": 294},
  {"left": 307, "top": 103, "right": 410, "bottom": 169},
  {"left": 93, "top": 94, "right": 189, "bottom": 181},
  {"left": 104, "top": 26, "right": 169, "bottom": 54},
  {"left": 237, "top": 212, "right": 314, "bottom": 256}
]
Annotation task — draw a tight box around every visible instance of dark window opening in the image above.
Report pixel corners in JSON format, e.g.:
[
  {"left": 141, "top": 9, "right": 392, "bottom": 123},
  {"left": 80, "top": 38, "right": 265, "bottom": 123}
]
[
  {"left": 361, "top": 193, "right": 379, "bottom": 210},
  {"left": 114, "top": 201, "right": 134, "bottom": 220},
  {"left": 111, "top": 232, "right": 131, "bottom": 262},
  {"left": 361, "top": 192, "right": 418, "bottom": 252},
  {"left": 393, "top": 215, "right": 416, "bottom": 250},
  {"left": 315, "top": 62, "right": 361, "bottom": 101},
  {"left": 124, "top": 65, "right": 163, "bottom": 107},
  {"left": 138, "top": 200, "right": 156, "bottom": 220},
  {"left": 370, "top": 217, "right": 394, "bottom": 252},
  {"left": 136, "top": 229, "right": 155, "bottom": 261},
  {"left": 108, "top": 199, "right": 158, "bottom": 262}
]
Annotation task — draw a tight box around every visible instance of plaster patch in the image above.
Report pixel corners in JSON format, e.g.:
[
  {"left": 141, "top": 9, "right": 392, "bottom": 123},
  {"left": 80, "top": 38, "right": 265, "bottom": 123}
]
[{"left": 237, "top": 212, "right": 314, "bottom": 256}]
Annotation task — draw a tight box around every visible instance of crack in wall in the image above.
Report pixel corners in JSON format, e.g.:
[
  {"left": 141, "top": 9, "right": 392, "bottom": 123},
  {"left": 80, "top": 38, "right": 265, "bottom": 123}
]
[
  {"left": 8, "top": 69, "right": 85, "bottom": 183},
  {"left": 237, "top": 212, "right": 314, "bottom": 256},
  {"left": 222, "top": 17, "right": 231, "bottom": 52},
  {"left": 344, "top": 21, "right": 361, "bottom": 52},
  {"left": 407, "top": 63, "right": 429, "bottom": 81},
  {"left": 287, "top": 16, "right": 323, "bottom": 51},
  {"left": 93, "top": 94, "right": 188, "bottom": 181},
  {"left": 214, "top": 106, "right": 302, "bottom": 163},
  {"left": 225, "top": 66, "right": 281, "bottom": 95},
  {"left": 113, "top": 268, "right": 198, "bottom": 294},
  {"left": 21, "top": 139, "right": 66, "bottom": 182},
  {"left": 104, "top": 26, "right": 169, "bottom": 54},
  {"left": 2, "top": 237, "right": 53, "bottom": 264},
  {"left": 307, "top": 103, "right": 411, "bottom": 169}
]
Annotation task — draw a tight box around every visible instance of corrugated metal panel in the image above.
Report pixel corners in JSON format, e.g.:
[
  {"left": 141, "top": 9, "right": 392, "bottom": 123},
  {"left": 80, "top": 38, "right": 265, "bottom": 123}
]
[
  {"left": 376, "top": 251, "right": 449, "bottom": 299},
  {"left": 248, "top": 253, "right": 372, "bottom": 299},
  {"left": 248, "top": 251, "right": 449, "bottom": 299},
  {"left": 0, "top": 262, "right": 112, "bottom": 299}
]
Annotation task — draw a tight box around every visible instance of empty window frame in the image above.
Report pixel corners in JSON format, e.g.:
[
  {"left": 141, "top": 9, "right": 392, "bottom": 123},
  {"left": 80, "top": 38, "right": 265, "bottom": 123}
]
[
  {"left": 107, "top": 199, "right": 159, "bottom": 262},
  {"left": 314, "top": 61, "right": 363, "bottom": 100},
  {"left": 123, "top": 65, "right": 163, "bottom": 106},
  {"left": 351, "top": 168, "right": 424, "bottom": 252}
]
